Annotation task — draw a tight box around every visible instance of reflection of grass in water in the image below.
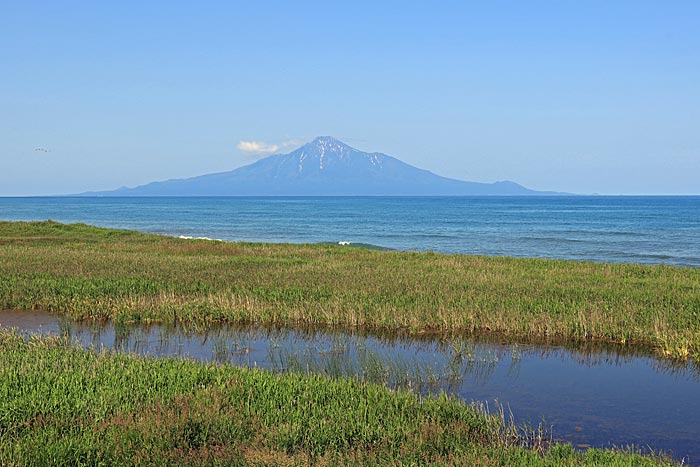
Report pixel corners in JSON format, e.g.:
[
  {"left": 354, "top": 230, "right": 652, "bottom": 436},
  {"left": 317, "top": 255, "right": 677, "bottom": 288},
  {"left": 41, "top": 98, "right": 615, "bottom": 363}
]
[
  {"left": 72, "top": 316, "right": 700, "bottom": 379},
  {"left": 57, "top": 319, "right": 72, "bottom": 339},
  {"left": 322, "top": 334, "right": 347, "bottom": 354},
  {"left": 446, "top": 356, "right": 464, "bottom": 382},
  {"left": 359, "top": 349, "right": 389, "bottom": 384},
  {"left": 228, "top": 332, "right": 517, "bottom": 392},
  {"left": 449, "top": 337, "right": 474, "bottom": 362},
  {"left": 135, "top": 330, "right": 149, "bottom": 346},
  {"left": 511, "top": 344, "right": 523, "bottom": 361},
  {"left": 265, "top": 335, "right": 475, "bottom": 391},
  {"left": 201, "top": 329, "right": 253, "bottom": 356},
  {"left": 323, "top": 353, "right": 353, "bottom": 379},
  {"left": 113, "top": 322, "right": 132, "bottom": 350},
  {"left": 230, "top": 338, "right": 253, "bottom": 355},
  {"left": 212, "top": 339, "right": 228, "bottom": 363},
  {"left": 3, "top": 329, "right": 680, "bottom": 466}
]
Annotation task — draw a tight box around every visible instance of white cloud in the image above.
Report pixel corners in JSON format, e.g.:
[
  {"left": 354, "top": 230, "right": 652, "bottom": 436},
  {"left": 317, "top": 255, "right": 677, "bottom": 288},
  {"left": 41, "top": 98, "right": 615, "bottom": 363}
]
[
  {"left": 237, "top": 139, "right": 301, "bottom": 157},
  {"left": 237, "top": 141, "right": 279, "bottom": 155}
]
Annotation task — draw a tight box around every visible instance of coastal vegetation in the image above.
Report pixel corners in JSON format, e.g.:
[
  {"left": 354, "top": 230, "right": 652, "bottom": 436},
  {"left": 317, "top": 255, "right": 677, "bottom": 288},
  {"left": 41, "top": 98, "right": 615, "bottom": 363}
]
[
  {"left": 1, "top": 221, "right": 699, "bottom": 361},
  {"left": 0, "top": 330, "right": 680, "bottom": 466}
]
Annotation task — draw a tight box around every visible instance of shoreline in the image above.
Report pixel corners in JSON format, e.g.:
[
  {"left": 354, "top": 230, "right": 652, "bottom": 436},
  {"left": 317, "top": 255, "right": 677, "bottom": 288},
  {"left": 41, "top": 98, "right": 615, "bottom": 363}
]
[
  {"left": 1, "top": 195, "right": 699, "bottom": 268},
  {"left": 1, "top": 220, "right": 699, "bottom": 362}
]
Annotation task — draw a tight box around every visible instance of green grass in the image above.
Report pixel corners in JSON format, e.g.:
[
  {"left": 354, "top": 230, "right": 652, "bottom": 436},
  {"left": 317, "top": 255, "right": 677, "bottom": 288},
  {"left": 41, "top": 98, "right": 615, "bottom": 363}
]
[
  {"left": 1, "top": 221, "right": 699, "bottom": 361},
  {"left": 0, "top": 330, "right": 680, "bottom": 466}
]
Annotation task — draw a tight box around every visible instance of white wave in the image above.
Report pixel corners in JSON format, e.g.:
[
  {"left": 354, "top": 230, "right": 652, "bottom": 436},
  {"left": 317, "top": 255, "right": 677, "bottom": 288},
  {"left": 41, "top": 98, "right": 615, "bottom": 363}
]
[{"left": 178, "top": 235, "right": 223, "bottom": 242}]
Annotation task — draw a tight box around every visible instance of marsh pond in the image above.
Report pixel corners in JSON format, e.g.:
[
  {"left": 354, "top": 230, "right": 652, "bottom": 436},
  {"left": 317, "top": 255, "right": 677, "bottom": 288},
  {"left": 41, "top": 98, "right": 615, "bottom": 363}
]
[{"left": 2, "top": 310, "right": 699, "bottom": 464}]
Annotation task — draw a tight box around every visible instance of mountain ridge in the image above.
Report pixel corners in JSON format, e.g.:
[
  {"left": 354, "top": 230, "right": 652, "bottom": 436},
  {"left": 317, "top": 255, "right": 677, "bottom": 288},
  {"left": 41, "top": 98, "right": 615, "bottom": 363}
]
[{"left": 81, "top": 136, "right": 564, "bottom": 196}]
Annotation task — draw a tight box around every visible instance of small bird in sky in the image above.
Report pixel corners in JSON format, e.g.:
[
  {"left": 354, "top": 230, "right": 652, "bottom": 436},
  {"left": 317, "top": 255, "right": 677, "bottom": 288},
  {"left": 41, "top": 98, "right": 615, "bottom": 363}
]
[{"left": 34, "top": 148, "right": 50, "bottom": 153}]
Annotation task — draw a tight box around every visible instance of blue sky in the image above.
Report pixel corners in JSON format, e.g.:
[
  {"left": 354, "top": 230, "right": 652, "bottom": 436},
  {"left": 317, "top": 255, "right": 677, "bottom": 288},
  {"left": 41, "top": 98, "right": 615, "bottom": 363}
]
[{"left": 2, "top": 1, "right": 699, "bottom": 195}]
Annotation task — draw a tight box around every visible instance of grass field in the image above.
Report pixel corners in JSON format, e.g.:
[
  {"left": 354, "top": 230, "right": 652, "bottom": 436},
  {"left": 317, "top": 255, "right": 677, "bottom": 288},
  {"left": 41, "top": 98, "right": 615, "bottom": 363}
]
[
  {"left": 0, "top": 329, "right": 680, "bottom": 466},
  {"left": 1, "top": 221, "right": 699, "bottom": 361}
]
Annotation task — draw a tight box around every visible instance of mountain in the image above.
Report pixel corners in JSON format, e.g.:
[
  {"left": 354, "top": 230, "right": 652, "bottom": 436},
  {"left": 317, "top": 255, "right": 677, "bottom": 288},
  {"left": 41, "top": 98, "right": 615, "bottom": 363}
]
[{"left": 83, "top": 137, "right": 561, "bottom": 196}]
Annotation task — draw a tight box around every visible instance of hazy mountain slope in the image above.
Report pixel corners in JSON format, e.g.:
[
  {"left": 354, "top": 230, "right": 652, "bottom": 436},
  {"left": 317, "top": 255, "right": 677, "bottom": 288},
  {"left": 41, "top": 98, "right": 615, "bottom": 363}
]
[{"left": 84, "top": 137, "right": 559, "bottom": 196}]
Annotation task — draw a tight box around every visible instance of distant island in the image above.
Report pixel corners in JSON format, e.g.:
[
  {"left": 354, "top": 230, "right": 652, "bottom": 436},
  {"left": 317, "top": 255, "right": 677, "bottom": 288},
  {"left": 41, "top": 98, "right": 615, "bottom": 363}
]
[{"left": 81, "top": 137, "right": 564, "bottom": 196}]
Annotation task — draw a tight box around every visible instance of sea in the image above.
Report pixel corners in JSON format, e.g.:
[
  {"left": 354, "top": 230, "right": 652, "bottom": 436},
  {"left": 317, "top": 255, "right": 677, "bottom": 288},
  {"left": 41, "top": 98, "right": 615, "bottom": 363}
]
[{"left": 1, "top": 196, "right": 699, "bottom": 267}]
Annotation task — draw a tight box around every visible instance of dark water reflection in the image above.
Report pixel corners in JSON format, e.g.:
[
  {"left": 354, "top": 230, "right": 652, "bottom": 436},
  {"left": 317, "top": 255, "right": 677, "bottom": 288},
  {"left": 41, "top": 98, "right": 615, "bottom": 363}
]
[{"left": 2, "top": 310, "right": 699, "bottom": 464}]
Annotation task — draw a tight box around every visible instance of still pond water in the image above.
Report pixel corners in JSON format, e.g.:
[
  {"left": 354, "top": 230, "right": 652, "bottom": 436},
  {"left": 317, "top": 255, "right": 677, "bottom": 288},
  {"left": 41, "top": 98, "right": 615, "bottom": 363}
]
[{"left": 2, "top": 310, "right": 699, "bottom": 464}]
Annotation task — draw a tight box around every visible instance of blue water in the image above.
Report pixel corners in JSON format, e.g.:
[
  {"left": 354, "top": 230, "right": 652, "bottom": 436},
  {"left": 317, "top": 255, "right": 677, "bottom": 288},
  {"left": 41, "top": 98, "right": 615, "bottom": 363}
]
[
  {"left": 1, "top": 196, "right": 699, "bottom": 266},
  {"left": 2, "top": 310, "right": 699, "bottom": 464}
]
